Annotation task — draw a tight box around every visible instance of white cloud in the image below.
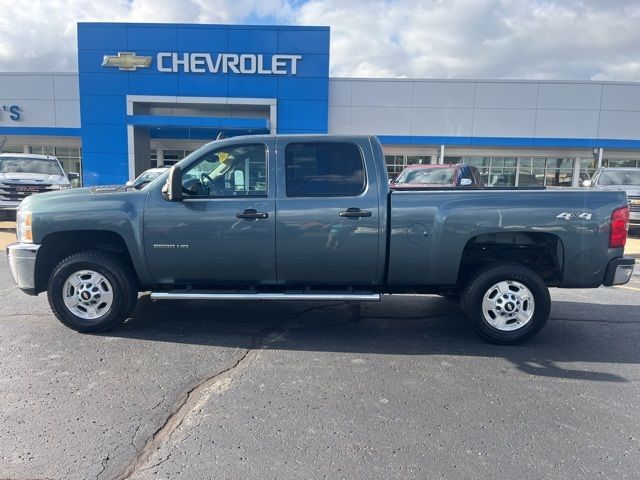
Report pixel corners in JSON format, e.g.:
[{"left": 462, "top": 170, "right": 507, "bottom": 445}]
[{"left": 1, "top": 0, "right": 640, "bottom": 81}]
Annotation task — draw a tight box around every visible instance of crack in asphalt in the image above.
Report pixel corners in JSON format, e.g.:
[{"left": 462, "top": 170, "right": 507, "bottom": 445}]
[
  {"left": 114, "top": 302, "right": 347, "bottom": 480},
  {"left": 114, "top": 346, "right": 254, "bottom": 480}
]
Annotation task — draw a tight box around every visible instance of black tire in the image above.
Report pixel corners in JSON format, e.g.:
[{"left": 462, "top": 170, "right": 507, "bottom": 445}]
[
  {"left": 47, "top": 250, "right": 138, "bottom": 333},
  {"left": 460, "top": 263, "right": 550, "bottom": 344}
]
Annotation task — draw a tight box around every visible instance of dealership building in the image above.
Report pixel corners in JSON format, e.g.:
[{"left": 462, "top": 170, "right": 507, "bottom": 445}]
[{"left": 1, "top": 22, "right": 640, "bottom": 187}]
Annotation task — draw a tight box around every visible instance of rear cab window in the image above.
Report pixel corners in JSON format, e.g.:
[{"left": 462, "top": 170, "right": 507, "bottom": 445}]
[{"left": 285, "top": 142, "right": 366, "bottom": 197}]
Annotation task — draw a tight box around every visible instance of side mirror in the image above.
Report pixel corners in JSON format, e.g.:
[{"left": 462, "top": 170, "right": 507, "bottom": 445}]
[
  {"left": 125, "top": 180, "right": 134, "bottom": 186},
  {"left": 164, "top": 165, "right": 183, "bottom": 201},
  {"left": 460, "top": 178, "right": 473, "bottom": 186},
  {"left": 582, "top": 179, "right": 592, "bottom": 187},
  {"left": 68, "top": 172, "right": 79, "bottom": 180}
]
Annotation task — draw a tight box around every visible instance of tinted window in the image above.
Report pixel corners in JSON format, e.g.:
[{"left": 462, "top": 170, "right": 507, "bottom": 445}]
[
  {"left": 286, "top": 142, "right": 366, "bottom": 197},
  {"left": 181, "top": 144, "right": 267, "bottom": 197}
]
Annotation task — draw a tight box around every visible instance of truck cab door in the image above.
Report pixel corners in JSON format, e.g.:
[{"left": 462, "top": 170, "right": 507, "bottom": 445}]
[
  {"left": 143, "top": 140, "right": 277, "bottom": 285},
  {"left": 275, "top": 138, "right": 382, "bottom": 285}
]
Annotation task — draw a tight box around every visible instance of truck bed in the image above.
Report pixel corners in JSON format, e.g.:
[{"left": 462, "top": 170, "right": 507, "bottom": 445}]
[{"left": 387, "top": 188, "right": 628, "bottom": 288}]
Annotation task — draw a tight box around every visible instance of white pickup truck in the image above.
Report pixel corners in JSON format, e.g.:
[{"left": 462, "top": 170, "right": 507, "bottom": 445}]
[{"left": 0, "top": 153, "right": 77, "bottom": 219}]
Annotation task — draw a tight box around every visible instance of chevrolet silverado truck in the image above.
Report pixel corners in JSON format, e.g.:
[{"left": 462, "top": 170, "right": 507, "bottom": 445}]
[{"left": 6, "top": 135, "right": 635, "bottom": 344}]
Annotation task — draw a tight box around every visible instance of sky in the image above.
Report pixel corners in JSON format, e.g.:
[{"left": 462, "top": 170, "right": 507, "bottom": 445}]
[{"left": 1, "top": 0, "right": 639, "bottom": 81}]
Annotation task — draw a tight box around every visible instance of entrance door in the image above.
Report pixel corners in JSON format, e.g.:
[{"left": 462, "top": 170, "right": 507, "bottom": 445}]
[
  {"left": 144, "top": 140, "right": 276, "bottom": 285},
  {"left": 275, "top": 139, "right": 381, "bottom": 285}
]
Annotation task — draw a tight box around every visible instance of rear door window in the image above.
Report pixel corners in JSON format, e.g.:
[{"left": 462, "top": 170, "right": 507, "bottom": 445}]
[{"left": 285, "top": 142, "right": 366, "bottom": 197}]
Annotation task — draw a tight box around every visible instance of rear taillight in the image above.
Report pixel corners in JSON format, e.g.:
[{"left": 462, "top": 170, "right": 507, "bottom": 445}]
[{"left": 610, "top": 205, "right": 629, "bottom": 248}]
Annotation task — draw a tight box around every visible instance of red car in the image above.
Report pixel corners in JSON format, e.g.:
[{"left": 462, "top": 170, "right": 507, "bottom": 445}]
[{"left": 390, "top": 163, "right": 483, "bottom": 189}]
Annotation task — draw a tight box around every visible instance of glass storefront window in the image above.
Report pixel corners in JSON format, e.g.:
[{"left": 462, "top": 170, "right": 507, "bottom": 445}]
[
  {"left": 163, "top": 149, "right": 194, "bottom": 166},
  {"left": 406, "top": 155, "right": 431, "bottom": 166},
  {"left": 519, "top": 158, "right": 574, "bottom": 187},
  {"left": 579, "top": 158, "right": 597, "bottom": 184},
  {"left": 1, "top": 145, "right": 24, "bottom": 153},
  {"left": 384, "top": 155, "right": 405, "bottom": 179}
]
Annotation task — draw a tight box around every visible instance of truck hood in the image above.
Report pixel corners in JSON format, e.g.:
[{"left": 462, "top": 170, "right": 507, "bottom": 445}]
[
  {"left": 0, "top": 172, "right": 69, "bottom": 184},
  {"left": 19, "top": 185, "right": 138, "bottom": 212}
]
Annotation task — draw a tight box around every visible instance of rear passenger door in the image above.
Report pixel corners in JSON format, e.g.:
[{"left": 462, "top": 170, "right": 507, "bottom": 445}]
[{"left": 275, "top": 139, "right": 381, "bottom": 285}]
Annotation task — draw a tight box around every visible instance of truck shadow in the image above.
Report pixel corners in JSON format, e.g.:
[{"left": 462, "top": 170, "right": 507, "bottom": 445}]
[{"left": 105, "top": 294, "right": 640, "bottom": 383}]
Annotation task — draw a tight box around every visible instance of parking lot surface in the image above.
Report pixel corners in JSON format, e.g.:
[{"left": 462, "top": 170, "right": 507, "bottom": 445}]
[{"left": 1, "top": 253, "right": 639, "bottom": 479}]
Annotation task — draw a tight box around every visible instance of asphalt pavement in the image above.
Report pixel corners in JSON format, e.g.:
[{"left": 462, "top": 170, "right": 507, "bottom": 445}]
[{"left": 1, "top": 254, "right": 639, "bottom": 479}]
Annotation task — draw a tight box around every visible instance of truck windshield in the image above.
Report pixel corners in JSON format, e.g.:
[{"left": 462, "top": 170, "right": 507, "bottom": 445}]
[
  {"left": 395, "top": 168, "right": 455, "bottom": 185},
  {"left": 0, "top": 157, "right": 64, "bottom": 176},
  {"left": 598, "top": 170, "right": 640, "bottom": 186}
]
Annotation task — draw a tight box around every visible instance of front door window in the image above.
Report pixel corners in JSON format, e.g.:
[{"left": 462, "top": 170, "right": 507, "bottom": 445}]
[{"left": 181, "top": 144, "right": 267, "bottom": 197}]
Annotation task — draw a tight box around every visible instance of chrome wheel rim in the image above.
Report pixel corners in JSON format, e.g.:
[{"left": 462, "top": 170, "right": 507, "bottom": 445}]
[
  {"left": 62, "top": 270, "right": 114, "bottom": 320},
  {"left": 481, "top": 280, "right": 535, "bottom": 331}
]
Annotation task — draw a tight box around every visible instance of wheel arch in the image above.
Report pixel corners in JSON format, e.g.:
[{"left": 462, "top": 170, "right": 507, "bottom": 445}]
[
  {"left": 35, "top": 230, "right": 140, "bottom": 294},
  {"left": 458, "top": 231, "right": 564, "bottom": 287}
]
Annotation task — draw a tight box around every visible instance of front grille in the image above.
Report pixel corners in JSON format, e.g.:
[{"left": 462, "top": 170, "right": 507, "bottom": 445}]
[
  {"left": 629, "top": 196, "right": 640, "bottom": 213},
  {"left": 0, "top": 183, "right": 53, "bottom": 202}
]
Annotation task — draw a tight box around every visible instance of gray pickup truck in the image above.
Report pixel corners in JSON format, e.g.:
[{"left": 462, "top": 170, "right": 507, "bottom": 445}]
[{"left": 6, "top": 135, "right": 635, "bottom": 344}]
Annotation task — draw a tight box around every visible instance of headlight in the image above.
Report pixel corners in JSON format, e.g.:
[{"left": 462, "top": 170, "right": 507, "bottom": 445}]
[{"left": 16, "top": 209, "right": 33, "bottom": 243}]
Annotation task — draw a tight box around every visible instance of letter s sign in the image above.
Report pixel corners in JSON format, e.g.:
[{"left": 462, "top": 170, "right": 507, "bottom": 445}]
[
  {"left": 9, "top": 105, "right": 21, "bottom": 121},
  {"left": 1, "top": 105, "right": 21, "bottom": 121}
]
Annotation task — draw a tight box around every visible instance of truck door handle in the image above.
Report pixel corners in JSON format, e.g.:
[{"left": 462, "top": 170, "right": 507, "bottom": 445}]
[
  {"left": 236, "top": 209, "right": 269, "bottom": 219},
  {"left": 339, "top": 208, "right": 372, "bottom": 218}
]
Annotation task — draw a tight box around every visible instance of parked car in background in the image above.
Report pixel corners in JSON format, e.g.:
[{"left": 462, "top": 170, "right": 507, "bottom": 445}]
[
  {"left": 126, "top": 167, "right": 169, "bottom": 190},
  {"left": 588, "top": 167, "right": 640, "bottom": 228},
  {"left": 0, "top": 153, "right": 77, "bottom": 219},
  {"left": 390, "top": 163, "right": 483, "bottom": 189}
]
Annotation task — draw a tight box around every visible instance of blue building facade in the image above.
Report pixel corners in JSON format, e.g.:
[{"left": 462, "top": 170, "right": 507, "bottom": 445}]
[{"left": 77, "top": 22, "right": 329, "bottom": 185}]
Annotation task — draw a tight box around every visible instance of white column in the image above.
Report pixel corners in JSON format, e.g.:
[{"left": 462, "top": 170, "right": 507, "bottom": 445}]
[
  {"left": 439, "top": 145, "right": 445, "bottom": 164},
  {"left": 597, "top": 148, "right": 604, "bottom": 168}
]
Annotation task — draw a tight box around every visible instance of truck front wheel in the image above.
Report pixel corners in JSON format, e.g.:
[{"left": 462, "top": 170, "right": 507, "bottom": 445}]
[
  {"left": 47, "top": 251, "right": 138, "bottom": 333},
  {"left": 460, "top": 263, "right": 551, "bottom": 344}
]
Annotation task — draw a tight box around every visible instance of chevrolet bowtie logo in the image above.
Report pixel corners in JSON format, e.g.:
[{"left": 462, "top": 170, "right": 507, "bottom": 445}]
[{"left": 101, "top": 52, "right": 152, "bottom": 71}]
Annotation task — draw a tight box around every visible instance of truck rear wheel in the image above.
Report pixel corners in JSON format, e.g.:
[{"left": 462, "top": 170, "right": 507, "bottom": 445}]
[
  {"left": 47, "top": 250, "right": 138, "bottom": 333},
  {"left": 460, "top": 263, "right": 550, "bottom": 344}
]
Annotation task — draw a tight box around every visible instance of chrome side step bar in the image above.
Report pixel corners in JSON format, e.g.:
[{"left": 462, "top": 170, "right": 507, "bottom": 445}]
[{"left": 150, "top": 291, "right": 381, "bottom": 301}]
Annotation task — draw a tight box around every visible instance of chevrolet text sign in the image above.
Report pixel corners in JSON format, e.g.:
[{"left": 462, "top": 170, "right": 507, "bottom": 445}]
[{"left": 158, "top": 53, "right": 302, "bottom": 75}]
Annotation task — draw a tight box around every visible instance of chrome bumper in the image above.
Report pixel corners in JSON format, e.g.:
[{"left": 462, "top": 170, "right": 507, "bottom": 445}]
[
  {"left": 6, "top": 243, "right": 40, "bottom": 294},
  {"left": 603, "top": 257, "right": 635, "bottom": 286}
]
